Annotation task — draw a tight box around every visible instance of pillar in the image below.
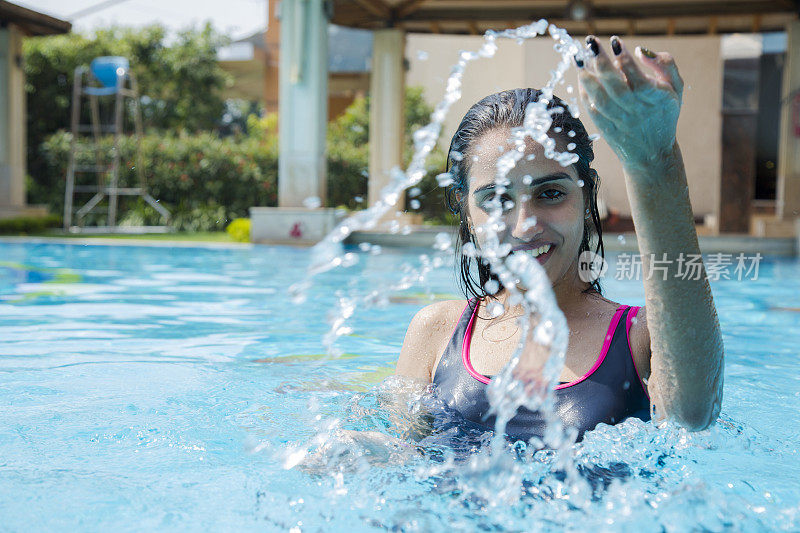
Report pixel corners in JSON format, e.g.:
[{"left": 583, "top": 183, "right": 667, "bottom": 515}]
[
  {"left": 0, "top": 25, "right": 26, "bottom": 211},
  {"left": 777, "top": 19, "right": 800, "bottom": 220},
  {"left": 278, "top": 0, "right": 328, "bottom": 207},
  {"left": 368, "top": 28, "right": 406, "bottom": 208}
]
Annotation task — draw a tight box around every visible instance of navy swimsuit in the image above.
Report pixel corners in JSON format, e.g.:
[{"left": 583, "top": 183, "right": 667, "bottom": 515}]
[{"left": 432, "top": 300, "right": 650, "bottom": 441}]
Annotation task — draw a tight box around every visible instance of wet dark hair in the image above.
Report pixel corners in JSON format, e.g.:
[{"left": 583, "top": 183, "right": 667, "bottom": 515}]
[{"left": 443, "top": 88, "right": 604, "bottom": 300}]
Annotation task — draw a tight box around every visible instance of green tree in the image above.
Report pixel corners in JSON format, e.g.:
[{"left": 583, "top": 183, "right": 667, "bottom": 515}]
[
  {"left": 325, "top": 86, "right": 451, "bottom": 224},
  {"left": 23, "top": 24, "right": 231, "bottom": 206}
]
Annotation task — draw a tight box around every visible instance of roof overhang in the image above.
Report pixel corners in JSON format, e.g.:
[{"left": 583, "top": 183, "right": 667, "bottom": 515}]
[
  {"left": 331, "top": 0, "right": 800, "bottom": 36},
  {"left": 0, "top": 1, "right": 71, "bottom": 36}
]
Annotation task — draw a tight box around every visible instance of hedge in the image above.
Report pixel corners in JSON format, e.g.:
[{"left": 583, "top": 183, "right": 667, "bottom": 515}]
[
  {"left": 38, "top": 88, "right": 456, "bottom": 230},
  {"left": 0, "top": 214, "right": 62, "bottom": 235},
  {"left": 40, "top": 131, "right": 278, "bottom": 231}
]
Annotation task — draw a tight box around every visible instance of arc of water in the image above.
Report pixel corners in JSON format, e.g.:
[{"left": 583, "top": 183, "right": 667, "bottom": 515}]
[{"left": 291, "top": 20, "right": 593, "bottom": 473}]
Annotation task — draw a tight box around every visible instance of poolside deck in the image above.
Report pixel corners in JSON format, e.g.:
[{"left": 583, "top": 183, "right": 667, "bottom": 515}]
[
  {"left": 3, "top": 226, "right": 796, "bottom": 256},
  {"left": 345, "top": 227, "right": 799, "bottom": 257}
]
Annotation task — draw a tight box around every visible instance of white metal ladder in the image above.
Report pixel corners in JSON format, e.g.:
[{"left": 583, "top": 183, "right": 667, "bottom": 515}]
[{"left": 63, "top": 56, "right": 170, "bottom": 233}]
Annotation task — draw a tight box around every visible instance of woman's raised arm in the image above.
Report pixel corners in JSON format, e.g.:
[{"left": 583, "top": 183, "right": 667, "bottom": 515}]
[{"left": 577, "top": 36, "right": 724, "bottom": 430}]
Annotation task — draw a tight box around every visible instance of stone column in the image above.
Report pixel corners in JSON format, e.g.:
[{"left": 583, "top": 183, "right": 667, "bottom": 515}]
[
  {"left": 777, "top": 19, "right": 800, "bottom": 221},
  {"left": 278, "top": 0, "right": 328, "bottom": 207},
  {"left": 368, "top": 28, "right": 406, "bottom": 209},
  {"left": 0, "top": 25, "right": 26, "bottom": 212}
]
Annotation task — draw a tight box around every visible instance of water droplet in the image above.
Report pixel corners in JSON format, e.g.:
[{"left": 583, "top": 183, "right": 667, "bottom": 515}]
[
  {"left": 358, "top": 242, "right": 371, "bottom": 252},
  {"left": 434, "top": 232, "right": 452, "bottom": 251},
  {"left": 567, "top": 142, "right": 576, "bottom": 151},
  {"left": 409, "top": 199, "right": 421, "bottom": 210},
  {"left": 484, "top": 279, "right": 500, "bottom": 294},
  {"left": 409, "top": 187, "right": 421, "bottom": 197},
  {"left": 522, "top": 216, "right": 537, "bottom": 231},
  {"left": 416, "top": 50, "right": 429, "bottom": 61},
  {"left": 487, "top": 301, "right": 505, "bottom": 317},
  {"left": 553, "top": 126, "right": 562, "bottom": 133},
  {"left": 522, "top": 174, "right": 533, "bottom": 185},
  {"left": 617, "top": 234, "right": 626, "bottom": 244},
  {"left": 567, "top": 130, "right": 576, "bottom": 137},
  {"left": 577, "top": 179, "right": 584, "bottom": 187},
  {"left": 462, "top": 242, "right": 477, "bottom": 257},
  {"left": 341, "top": 253, "right": 358, "bottom": 267},
  {"left": 288, "top": 281, "right": 310, "bottom": 304},
  {"left": 436, "top": 173, "right": 454, "bottom": 187},
  {"left": 354, "top": 196, "right": 363, "bottom": 203},
  {"left": 623, "top": 380, "right": 630, "bottom": 390},
  {"left": 302, "top": 196, "right": 321, "bottom": 209}
]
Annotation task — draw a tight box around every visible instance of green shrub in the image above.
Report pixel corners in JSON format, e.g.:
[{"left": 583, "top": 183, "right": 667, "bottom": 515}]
[
  {"left": 41, "top": 130, "right": 277, "bottom": 231},
  {"left": 226, "top": 218, "right": 251, "bottom": 242},
  {"left": 37, "top": 85, "right": 455, "bottom": 230},
  {"left": 0, "top": 214, "right": 62, "bottom": 234},
  {"left": 23, "top": 25, "right": 232, "bottom": 209}
]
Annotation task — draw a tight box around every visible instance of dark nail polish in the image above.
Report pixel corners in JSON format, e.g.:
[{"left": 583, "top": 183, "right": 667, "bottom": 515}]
[
  {"left": 611, "top": 36, "right": 621, "bottom": 56},
  {"left": 585, "top": 35, "right": 599, "bottom": 56},
  {"left": 640, "top": 47, "right": 656, "bottom": 59},
  {"left": 574, "top": 55, "right": 584, "bottom": 68}
]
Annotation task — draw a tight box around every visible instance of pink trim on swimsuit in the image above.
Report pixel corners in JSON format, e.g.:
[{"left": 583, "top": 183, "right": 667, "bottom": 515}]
[
  {"left": 462, "top": 303, "right": 629, "bottom": 388},
  {"left": 625, "top": 306, "right": 651, "bottom": 399},
  {"left": 461, "top": 299, "right": 487, "bottom": 383}
]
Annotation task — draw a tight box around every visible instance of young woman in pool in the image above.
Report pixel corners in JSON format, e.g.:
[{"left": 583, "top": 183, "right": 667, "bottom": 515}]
[{"left": 396, "top": 36, "right": 724, "bottom": 441}]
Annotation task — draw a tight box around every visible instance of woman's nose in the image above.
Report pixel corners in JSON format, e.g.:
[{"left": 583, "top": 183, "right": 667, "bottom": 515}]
[{"left": 510, "top": 201, "right": 541, "bottom": 241}]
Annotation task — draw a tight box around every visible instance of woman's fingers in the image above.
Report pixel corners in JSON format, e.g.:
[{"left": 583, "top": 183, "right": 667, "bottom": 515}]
[
  {"left": 585, "top": 35, "right": 630, "bottom": 101},
  {"left": 636, "top": 47, "right": 685, "bottom": 97},
  {"left": 612, "top": 36, "right": 648, "bottom": 90}
]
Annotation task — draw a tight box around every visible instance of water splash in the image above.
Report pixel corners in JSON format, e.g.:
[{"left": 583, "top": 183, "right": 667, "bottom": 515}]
[{"left": 288, "top": 18, "right": 614, "bottom": 505}]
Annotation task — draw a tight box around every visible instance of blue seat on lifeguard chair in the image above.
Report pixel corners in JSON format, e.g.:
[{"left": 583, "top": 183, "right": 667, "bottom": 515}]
[{"left": 84, "top": 56, "right": 129, "bottom": 96}]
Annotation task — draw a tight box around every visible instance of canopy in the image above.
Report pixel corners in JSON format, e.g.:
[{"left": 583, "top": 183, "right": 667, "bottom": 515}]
[{"left": 331, "top": 0, "right": 798, "bottom": 36}]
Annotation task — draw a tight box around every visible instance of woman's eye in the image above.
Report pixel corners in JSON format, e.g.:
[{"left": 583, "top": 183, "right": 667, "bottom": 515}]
[
  {"left": 479, "top": 194, "right": 513, "bottom": 211},
  {"left": 538, "top": 189, "right": 565, "bottom": 201}
]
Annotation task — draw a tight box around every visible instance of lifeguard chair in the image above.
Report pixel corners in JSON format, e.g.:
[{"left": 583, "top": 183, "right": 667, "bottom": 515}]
[{"left": 63, "top": 56, "right": 170, "bottom": 232}]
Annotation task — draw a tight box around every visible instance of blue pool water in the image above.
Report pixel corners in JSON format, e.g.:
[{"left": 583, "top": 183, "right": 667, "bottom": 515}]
[{"left": 1, "top": 240, "right": 798, "bottom": 531}]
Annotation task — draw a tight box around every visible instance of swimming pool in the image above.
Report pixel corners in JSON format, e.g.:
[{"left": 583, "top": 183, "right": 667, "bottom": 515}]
[{"left": 1, "top": 240, "right": 798, "bottom": 531}]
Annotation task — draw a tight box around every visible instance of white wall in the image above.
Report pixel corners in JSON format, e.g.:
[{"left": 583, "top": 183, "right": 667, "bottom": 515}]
[{"left": 406, "top": 33, "right": 723, "bottom": 221}]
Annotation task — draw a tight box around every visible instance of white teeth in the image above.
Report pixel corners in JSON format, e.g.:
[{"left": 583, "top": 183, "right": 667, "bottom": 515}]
[{"left": 529, "top": 244, "right": 551, "bottom": 257}]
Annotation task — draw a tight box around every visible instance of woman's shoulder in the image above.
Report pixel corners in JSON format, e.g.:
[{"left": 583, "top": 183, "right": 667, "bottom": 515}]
[
  {"left": 626, "top": 305, "right": 651, "bottom": 379},
  {"left": 414, "top": 298, "right": 473, "bottom": 324},
  {"left": 395, "top": 299, "right": 472, "bottom": 382}
]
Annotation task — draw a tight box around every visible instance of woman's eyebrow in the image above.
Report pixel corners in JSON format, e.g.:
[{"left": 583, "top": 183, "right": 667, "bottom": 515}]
[{"left": 473, "top": 172, "right": 573, "bottom": 195}]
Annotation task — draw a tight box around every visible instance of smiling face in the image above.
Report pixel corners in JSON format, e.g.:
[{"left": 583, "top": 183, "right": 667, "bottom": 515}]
[{"left": 464, "top": 127, "right": 588, "bottom": 289}]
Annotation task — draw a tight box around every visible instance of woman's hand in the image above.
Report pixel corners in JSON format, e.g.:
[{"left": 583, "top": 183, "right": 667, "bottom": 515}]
[
  {"left": 576, "top": 36, "right": 684, "bottom": 174},
  {"left": 575, "top": 37, "right": 724, "bottom": 431}
]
